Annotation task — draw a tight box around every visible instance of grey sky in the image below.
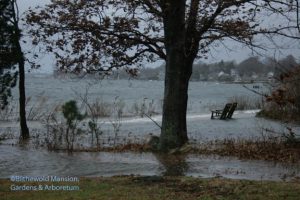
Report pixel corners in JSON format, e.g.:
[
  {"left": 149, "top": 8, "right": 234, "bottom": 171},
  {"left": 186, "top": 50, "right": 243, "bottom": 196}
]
[{"left": 17, "top": 0, "right": 300, "bottom": 73}]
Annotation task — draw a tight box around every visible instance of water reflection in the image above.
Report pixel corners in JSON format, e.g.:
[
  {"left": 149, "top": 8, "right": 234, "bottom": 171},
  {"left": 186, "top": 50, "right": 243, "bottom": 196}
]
[
  {"left": 1, "top": 145, "right": 300, "bottom": 181},
  {"left": 155, "top": 153, "right": 189, "bottom": 176}
]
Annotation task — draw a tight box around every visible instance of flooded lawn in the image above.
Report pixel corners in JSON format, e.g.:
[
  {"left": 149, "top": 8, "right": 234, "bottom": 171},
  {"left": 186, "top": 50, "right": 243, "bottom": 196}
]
[{"left": 0, "top": 145, "right": 299, "bottom": 181}]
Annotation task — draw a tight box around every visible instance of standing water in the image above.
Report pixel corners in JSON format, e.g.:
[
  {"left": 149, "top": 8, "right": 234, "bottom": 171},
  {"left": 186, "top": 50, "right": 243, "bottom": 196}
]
[{"left": 1, "top": 74, "right": 299, "bottom": 180}]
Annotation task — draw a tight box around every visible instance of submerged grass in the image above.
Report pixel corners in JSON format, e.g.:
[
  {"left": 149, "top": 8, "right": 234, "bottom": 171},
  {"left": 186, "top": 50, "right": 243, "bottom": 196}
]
[
  {"left": 1, "top": 176, "right": 300, "bottom": 200},
  {"left": 45, "top": 137, "right": 300, "bottom": 163},
  {"left": 193, "top": 138, "right": 300, "bottom": 163},
  {"left": 48, "top": 142, "right": 153, "bottom": 153}
]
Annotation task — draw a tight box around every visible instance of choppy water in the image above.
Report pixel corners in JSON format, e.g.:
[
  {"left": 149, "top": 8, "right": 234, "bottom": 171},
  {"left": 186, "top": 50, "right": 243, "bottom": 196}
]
[{"left": 15, "top": 73, "right": 268, "bottom": 114}]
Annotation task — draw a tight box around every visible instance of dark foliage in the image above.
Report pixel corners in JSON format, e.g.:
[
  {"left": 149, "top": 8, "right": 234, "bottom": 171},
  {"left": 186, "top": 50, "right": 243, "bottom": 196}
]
[
  {"left": 0, "top": 0, "right": 18, "bottom": 109},
  {"left": 262, "top": 66, "right": 300, "bottom": 122},
  {"left": 1, "top": 0, "right": 29, "bottom": 139}
]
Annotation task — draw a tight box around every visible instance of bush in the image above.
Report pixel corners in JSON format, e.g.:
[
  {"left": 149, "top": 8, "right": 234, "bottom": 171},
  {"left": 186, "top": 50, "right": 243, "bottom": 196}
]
[
  {"left": 45, "top": 100, "right": 85, "bottom": 152},
  {"left": 260, "top": 66, "right": 300, "bottom": 122},
  {"left": 85, "top": 98, "right": 112, "bottom": 118}
]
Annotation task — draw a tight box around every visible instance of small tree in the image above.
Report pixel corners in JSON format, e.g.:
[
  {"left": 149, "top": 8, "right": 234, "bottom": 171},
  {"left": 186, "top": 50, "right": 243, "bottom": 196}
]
[
  {"left": 62, "top": 100, "right": 84, "bottom": 151},
  {"left": 74, "top": 86, "right": 105, "bottom": 148}
]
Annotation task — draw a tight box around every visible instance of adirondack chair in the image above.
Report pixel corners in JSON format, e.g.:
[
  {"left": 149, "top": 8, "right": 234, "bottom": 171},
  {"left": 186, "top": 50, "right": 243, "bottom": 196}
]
[
  {"left": 211, "top": 103, "right": 232, "bottom": 120},
  {"left": 227, "top": 102, "right": 238, "bottom": 119}
]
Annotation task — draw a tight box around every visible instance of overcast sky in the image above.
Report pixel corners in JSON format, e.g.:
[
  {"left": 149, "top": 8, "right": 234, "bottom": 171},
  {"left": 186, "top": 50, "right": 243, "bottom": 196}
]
[{"left": 17, "top": 0, "right": 300, "bottom": 73}]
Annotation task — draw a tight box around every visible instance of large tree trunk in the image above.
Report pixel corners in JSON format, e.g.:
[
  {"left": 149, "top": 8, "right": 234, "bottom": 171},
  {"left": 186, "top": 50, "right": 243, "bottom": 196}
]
[
  {"left": 159, "top": 58, "right": 193, "bottom": 151},
  {"left": 159, "top": 0, "right": 194, "bottom": 151}
]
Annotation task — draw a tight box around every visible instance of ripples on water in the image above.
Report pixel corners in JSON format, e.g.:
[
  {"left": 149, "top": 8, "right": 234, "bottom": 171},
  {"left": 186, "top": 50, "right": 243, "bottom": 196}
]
[
  {"left": 14, "top": 75, "right": 268, "bottom": 114},
  {"left": 1, "top": 145, "right": 300, "bottom": 181}
]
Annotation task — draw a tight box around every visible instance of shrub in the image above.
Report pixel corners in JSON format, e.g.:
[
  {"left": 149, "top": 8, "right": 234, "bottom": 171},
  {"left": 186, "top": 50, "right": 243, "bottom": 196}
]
[
  {"left": 85, "top": 98, "right": 112, "bottom": 118},
  {"left": 261, "top": 66, "right": 300, "bottom": 121},
  {"left": 45, "top": 100, "right": 85, "bottom": 152}
]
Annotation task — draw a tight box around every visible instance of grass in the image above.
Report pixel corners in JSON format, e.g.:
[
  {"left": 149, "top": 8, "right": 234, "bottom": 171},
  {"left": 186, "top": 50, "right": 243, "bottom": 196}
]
[
  {"left": 257, "top": 106, "right": 300, "bottom": 123},
  {"left": 193, "top": 138, "right": 300, "bottom": 163},
  {"left": 42, "top": 136, "right": 300, "bottom": 163},
  {"left": 228, "top": 95, "right": 263, "bottom": 110},
  {"left": 1, "top": 176, "right": 300, "bottom": 200}
]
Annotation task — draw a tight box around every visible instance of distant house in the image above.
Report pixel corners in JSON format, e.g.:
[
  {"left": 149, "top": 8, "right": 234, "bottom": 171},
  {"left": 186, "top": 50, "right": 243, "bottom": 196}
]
[
  {"left": 251, "top": 72, "right": 258, "bottom": 80},
  {"left": 230, "top": 69, "right": 238, "bottom": 76},
  {"left": 218, "top": 71, "right": 225, "bottom": 77},
  {"left": 233, "top": 75, "right": 242, "bottom": 82},
  {"left": 217, "top": 71, "right": 232, "bottom": 82},
  {"left": 267, "top": 72, "right": 274, "bottom": 78},
  {"left": 267, "top": 71, "right": 274, "bottom": 82},
  {"left": 230, "top": 69, "right": 242, "bottom": 82}
]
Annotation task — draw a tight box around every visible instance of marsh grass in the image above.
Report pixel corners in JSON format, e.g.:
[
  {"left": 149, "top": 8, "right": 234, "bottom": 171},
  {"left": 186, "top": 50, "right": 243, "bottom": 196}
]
[
  {"left": 58, "top": 142, "right": 153, "bottom": 153},
  {"left": 0, "top": 96, "right": 53, "bottom": 121},
  {"left": 26, "top": 96, "right": 50, "bottom": 121},
  {"left": 130, "top": 99, "right": 159, "bottom": 117},
  {"left": 228, "top": 95, "right": 264, "bottom": 110},
  {"left": 0, "top": 130, "right": 14, "bottom": 141},
  {"left": 86, "top": 98, "right": 112, "bottom": 118}
]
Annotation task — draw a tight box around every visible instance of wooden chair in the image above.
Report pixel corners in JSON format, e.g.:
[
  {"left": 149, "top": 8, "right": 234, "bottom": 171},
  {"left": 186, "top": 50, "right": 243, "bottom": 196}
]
[
  {"left": 211, "top": 103, "right": 232, "bottom": 120},
  {"left": 227, "top": 102, "right": 238, "bottom": 119}
]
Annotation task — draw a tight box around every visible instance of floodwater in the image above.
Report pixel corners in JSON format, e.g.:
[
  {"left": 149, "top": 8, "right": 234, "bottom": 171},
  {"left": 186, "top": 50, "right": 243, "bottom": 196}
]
[
  {"left": 1, "top": 110, "right": 297, "bottom": 143},
  {"left": 13, "top": 74, "right": 268, "bottom": 114},
  {"left": 1, "top": 75, "right": 300, "bottom": 181},
  {"left": 0, "top": 145, "right": 299, "bottom": 181}
]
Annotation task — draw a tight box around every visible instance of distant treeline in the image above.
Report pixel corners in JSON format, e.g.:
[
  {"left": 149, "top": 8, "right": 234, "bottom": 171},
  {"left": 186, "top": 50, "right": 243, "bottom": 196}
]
[{"left": 54, "top": 55, "right": 299, "bottom": 82}]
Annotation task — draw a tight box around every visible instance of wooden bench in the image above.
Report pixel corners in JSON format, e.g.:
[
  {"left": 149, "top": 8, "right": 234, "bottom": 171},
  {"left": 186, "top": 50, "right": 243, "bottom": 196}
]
[
  {"left": 227, "top": 102, "right": 238, "bottom": 119},
  {"left": 211, "top": 103, "right": 232, "bottom": 120}
]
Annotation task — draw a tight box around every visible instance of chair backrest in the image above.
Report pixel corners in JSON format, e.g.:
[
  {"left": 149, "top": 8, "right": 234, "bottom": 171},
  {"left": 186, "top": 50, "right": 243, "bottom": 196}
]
[
  {"left": 220, "top": 103, "right": 232, "bottom": 119},
  {"left": 227, "top": 102, "right": 238, "bottom": 119}
]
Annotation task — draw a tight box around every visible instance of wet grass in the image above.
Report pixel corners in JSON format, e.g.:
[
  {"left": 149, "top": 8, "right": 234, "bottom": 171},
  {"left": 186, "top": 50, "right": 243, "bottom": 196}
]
[
  {"left": 3, "top": 123, "right": 300, "bottom": 163},
  {"left": 47, "top": 143, "right": 152, "bottom": 153},
  {"left": 257, "top": 108, "right": 300, "bottom": 123},
  {"left": 44, "top": 137, "right": 300, "bottom": 163},
  {"left": 0, "top": 176, "right": 300, "bottom": 200},
  {"left": 193, "top": 138, "right": 300, "bottom": 163}
]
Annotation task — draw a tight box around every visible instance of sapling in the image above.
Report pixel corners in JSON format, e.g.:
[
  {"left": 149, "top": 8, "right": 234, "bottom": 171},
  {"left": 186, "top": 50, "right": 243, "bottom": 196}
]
[{"left": 62, "top": 100, "right": 84, "bottom": 151}]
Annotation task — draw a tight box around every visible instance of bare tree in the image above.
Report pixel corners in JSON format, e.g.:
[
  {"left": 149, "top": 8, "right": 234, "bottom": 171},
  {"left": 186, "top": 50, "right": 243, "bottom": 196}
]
[{"left": 26, "top": 0, "right": 300, "bottom": 151}]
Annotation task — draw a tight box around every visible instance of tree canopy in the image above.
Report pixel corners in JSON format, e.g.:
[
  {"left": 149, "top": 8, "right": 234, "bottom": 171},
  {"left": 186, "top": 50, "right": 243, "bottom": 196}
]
[
  {"left": 26, "top": 0, "right": 299, "bottom": 74},
  {"left": 0, "top": 0, "right": 17, "bottom": 67}
]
